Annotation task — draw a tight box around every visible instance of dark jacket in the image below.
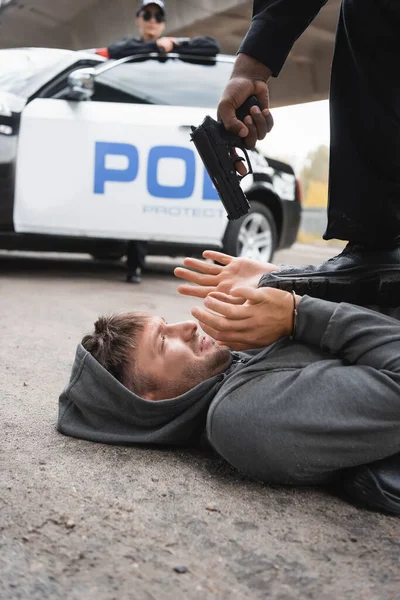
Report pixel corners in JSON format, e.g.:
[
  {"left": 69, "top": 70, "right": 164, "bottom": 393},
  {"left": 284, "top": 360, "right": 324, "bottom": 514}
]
[
  {"left": 239, "top": 0, "right": 329, "bottom": 76},
  {"left": 108, "top": 36, "right": 220, "bottom": 60}
]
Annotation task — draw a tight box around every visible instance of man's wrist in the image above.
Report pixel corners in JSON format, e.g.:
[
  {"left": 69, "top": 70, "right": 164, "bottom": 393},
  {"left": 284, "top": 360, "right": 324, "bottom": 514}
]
[
  {"left": 289, "top": 294, "right": 301, "bottom": 339},
  {"left": 232, "top": 53, "right": 272, "bottom": 82},
  {"left": 282, "top": 291, "right": 300, "bottom": 339}
]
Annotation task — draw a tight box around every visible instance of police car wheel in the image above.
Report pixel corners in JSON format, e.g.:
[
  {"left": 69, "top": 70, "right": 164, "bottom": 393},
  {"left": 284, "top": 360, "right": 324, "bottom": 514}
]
[{"left": 223, "top": 202, "right": 278, "bottom": 262}]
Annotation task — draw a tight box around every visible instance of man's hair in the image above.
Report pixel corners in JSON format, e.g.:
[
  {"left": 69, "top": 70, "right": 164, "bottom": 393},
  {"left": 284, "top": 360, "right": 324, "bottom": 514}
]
[{"left": 81, "top": 312, "right": 153, "bottom": 395}]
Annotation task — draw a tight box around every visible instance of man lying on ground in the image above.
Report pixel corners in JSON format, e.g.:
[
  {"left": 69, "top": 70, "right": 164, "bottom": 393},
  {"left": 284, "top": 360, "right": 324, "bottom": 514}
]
[{"left": 58, "top": 252, "right": 400, "bottom": 514}]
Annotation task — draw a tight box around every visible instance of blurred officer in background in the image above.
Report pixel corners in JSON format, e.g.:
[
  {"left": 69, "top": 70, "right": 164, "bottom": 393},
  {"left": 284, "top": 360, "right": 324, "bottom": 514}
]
[
  {"left": 96, "top": 0, "right": 176, "bottom": 60},
  {"left": 96, "top": 0, "right": 219, "bottom": 283}
]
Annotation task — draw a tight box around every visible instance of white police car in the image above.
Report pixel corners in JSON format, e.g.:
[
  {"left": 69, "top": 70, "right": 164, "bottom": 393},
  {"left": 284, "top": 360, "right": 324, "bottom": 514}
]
[{"left": 0, "top": 47, "right": 301, "bottom": 262}]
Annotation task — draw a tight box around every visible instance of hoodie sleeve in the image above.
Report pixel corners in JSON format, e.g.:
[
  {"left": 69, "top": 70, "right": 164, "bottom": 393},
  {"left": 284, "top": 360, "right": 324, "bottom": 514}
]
[
  {"left": 296, "top": 295, "right": 400, "bottom": 374},
  {"left": 239, "top": 0, "right": 329, "bottom": 76}
]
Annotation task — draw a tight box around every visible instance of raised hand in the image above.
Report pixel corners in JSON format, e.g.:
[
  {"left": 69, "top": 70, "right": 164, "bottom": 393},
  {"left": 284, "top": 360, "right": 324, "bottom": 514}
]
[
  {"left": 174, "top": 250, "right": 279, "bottom": 301},
  {"left": 191, "top": 286, "right": 300, "bottom": 350}
]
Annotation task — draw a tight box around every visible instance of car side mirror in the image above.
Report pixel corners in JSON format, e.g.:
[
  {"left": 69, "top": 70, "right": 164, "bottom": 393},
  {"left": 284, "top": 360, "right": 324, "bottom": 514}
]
[{"left": 66, "top": 67, "right": 96, "bottom": 100}]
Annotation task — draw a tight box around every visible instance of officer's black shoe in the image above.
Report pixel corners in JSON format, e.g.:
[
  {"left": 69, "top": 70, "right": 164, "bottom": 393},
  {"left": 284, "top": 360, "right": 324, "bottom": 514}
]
[
  {"left": 126, "top": 268, "right": 142, "bottom": 284},
  {"left": 340, "top": 453, "right": 400, "bottom": 516},
  {"left": 259, "top": 242, "right": 400, "bottom": 306}
]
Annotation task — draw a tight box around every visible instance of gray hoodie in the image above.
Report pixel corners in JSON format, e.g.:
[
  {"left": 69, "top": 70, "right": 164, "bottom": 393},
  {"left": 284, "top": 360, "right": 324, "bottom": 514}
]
[{"left": 58, "top": 296, "right": 400, "bottom": 485}]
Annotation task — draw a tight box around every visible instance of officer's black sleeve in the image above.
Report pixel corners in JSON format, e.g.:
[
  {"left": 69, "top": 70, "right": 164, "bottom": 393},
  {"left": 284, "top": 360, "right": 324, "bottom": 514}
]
[
  {"left": 239, "top": 0, "right": 329, "bottom": 76},
  {"left": 175, "top": 36, "right": 220, "bottom": 57},
  {"left": 108, "top": 37, "right": 159, "bottom": 59}
]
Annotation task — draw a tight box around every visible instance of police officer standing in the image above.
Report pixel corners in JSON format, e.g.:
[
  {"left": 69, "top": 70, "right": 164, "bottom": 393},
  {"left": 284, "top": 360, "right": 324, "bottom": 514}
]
[
  {"left": 97, "top": 1, "right": 172, "bottom": 283},
  {"left": 96, "top": 0, "right": 219, "bottom": 283}
]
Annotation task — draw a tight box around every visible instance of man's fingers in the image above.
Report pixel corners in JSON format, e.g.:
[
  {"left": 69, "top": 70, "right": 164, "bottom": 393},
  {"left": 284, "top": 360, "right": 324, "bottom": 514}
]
[
  {"left": 194, "top": 321, "right": 232, "bottom": 343},
  {"left": 191, "top": 305, "right": 249, "bottom": 331},
  {"left": 211, "top": 284, "right": 246, "bottom": 304},
  {"left": 204, "top": 295, "right": 251, "bottom": 321},
  {"left": 231, "top": 286, "right": 265, "bottom": 303},
  {"left": 174, "top": 268, "right": 215, "bottom": 286},
  {"left": 196, "top": 320, "right": 253, "bottom": 348},
  {"left": 194, "top": 318, "right": 242, "bottom": 344},
  {"left": 177, "top": 284, "right": 215, "bottom": 298},
  {"left": 202, "top": 250, "right": 233, "bottom": 265},
  {"left": 182, "top": 257, "right": 221, "bottom": 275},
  {"left": 207, "top": 290, "right": 246, "bottom": 305}
]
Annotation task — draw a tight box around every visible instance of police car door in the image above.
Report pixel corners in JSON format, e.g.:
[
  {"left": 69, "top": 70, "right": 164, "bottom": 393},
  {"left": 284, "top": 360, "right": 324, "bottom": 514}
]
[{"left": 14, "top": 55, "right": 229, "bottom": 246}]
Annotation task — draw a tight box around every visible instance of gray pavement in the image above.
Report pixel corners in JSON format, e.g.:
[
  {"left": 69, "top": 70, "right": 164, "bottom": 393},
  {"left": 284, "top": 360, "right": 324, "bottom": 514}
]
[{"left": 1, "top": 244, "right": 399, "bottom": 600}]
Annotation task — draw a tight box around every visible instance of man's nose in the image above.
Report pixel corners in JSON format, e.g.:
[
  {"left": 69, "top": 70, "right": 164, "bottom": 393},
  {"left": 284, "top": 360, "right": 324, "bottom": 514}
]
[{"left": 167, "top": 321, "right": 198, "bottom": 341}]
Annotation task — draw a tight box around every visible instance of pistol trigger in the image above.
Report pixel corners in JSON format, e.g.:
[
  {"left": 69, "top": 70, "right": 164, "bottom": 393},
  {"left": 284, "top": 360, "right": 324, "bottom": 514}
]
[
  {"left": 242, "top": 147, "right": 253, "bottom": 178},
  {"left": 231, "top": 156, "right": 246, "bottom": 182}
]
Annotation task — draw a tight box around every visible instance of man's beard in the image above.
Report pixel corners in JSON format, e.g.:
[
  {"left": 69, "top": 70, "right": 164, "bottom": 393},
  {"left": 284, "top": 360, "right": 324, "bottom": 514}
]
[{"left": 166, "top": 344, "right": 232, "bottom": 398}]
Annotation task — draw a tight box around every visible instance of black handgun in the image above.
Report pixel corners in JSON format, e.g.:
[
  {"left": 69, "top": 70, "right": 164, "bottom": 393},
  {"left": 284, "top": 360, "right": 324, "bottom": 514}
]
[{"left": 190, "top": 96, "right": 263, "bottom": 220}]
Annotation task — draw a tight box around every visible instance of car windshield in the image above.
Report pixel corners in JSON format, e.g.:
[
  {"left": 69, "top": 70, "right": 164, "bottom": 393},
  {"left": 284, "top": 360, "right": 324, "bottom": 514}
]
[
  {"left": 96, "top": 56, "right": 234, "bottom": 108},
  {"left": 0, "top": 48, "right": 71, "bottom": 95}
]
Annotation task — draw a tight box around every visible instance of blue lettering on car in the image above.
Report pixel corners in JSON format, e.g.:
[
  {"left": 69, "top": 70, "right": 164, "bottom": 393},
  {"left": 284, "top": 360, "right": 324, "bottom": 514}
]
[
  {"left": 147, "top": 145, "right": 195, "bottom": 199},
  {"left": 94, "top": 141, "right": 219, "bottom": 200},
  {"left": 94, "top": 142, "right": 139, "bottom": 194}
]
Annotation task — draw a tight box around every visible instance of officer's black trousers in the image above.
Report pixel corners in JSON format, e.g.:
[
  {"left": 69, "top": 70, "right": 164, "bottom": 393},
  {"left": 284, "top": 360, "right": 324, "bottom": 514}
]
[
  {"left": 325, "top": 0, "right": 400, "bottom": 245},
  {"left": 126, "top": 241, "right": 148, "bottom": 274}
]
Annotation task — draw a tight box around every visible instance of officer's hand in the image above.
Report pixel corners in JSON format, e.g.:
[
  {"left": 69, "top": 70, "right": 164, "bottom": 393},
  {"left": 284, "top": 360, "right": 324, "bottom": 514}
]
[
  {"left": 174, "top": 250, "right": 278, "bottom": 301},
  {"left": 191, "top": 287, "right": 300, "bottom": 350},
  {"left": 218, "top": 53, "right": 274, "bottom": 151},
  {"left": 156, "top": 37, "right": 177, "bottom": 53}
]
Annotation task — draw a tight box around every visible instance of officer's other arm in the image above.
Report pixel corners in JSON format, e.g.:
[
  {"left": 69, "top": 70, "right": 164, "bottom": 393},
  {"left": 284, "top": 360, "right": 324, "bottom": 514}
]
[
  {"left": 175, "top": 36, "right": 220, "bottom": 57},
  {"left": 100, "top": 38, "right": 159, "bottom": 60}
]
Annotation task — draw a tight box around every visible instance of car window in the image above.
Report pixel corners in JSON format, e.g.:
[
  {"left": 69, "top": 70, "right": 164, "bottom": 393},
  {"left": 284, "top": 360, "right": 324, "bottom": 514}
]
[
  {"left": 94, "top": 57, "right": 233, "bottom": 108},
  {"left": 0, "top": 48, "right": 72, "bottom": 96}
]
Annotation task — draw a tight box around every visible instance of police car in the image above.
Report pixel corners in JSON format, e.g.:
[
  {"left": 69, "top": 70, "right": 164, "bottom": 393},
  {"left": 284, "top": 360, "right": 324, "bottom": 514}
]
[{"left": 0, "top": 47, "right": 301, "bottom": 262}]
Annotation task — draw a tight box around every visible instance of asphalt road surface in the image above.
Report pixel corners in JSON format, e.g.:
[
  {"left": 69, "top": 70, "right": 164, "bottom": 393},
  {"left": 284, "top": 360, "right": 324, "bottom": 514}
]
[{"left": 1, "top": 243, "right": 399, "bottom": 600}]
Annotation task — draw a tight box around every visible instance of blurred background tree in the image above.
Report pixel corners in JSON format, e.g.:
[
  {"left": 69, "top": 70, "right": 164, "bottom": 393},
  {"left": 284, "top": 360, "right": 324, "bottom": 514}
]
[{"left": 300, "top": 144, "right": 329, "bottom": 208}]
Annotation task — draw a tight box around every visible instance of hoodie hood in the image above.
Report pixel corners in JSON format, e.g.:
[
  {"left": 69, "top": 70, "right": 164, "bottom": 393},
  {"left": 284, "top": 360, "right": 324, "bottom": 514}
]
[{"left": 58, "top": 344, "right": 229, "bottom": 446}]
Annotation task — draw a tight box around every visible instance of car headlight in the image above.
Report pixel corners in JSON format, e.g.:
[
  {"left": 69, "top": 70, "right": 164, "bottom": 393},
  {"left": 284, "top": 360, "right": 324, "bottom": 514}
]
[{"left": 0, "top": 124, "right": 13, "bottom": 135}]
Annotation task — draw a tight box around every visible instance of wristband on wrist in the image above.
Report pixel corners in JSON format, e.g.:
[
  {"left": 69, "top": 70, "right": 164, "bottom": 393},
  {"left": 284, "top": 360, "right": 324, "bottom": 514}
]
[{"left": 289, "top": 290, "right": 298, "bottom": 340}]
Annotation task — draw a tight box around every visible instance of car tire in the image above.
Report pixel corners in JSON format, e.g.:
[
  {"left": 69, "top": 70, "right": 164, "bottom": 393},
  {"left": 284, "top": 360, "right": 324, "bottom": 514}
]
[{"left": 223, "top": 201, "right": 278, "bottom": 262}]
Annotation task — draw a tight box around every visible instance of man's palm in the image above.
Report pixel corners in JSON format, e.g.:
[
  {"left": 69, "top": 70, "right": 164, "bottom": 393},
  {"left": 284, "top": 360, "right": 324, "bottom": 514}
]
[{"left": 174, "top": 250, "right": 278, "bottom": 301}]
